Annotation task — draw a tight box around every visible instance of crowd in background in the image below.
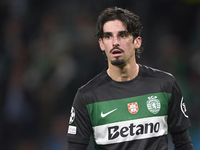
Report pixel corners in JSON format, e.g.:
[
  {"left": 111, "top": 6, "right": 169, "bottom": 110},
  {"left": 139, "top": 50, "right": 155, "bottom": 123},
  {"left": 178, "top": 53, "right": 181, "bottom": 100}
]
[{"left": 0, "top": 0, "right": 200, "bottom": 149}]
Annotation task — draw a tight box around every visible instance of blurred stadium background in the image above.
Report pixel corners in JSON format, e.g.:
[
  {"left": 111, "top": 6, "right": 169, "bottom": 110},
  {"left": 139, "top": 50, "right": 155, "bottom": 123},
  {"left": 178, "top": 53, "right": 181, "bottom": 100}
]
[{"left": 0, "top": 0, "right": 200, "bottom": 149}]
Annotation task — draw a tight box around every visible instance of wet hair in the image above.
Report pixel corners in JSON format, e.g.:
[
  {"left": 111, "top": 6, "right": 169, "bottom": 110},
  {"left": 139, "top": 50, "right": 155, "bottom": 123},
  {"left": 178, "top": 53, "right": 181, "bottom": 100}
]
[{"left": 95, "top": 7, "right": 143, "bottom": 58}]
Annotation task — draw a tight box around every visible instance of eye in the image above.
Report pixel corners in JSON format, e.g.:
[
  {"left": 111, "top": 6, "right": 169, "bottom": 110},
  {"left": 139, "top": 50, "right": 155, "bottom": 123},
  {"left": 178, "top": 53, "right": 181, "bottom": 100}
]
[
  {"left": 119, "top": 32, "right": 129, "bottom": 38},
  {"left": 120, "top": 33, "right": 126, "bottom": 38},
  {"left": 105, "top": 35, "right": 111, "bottom": 39},
  {"left": 103, "top": 34, "right": 112, "bottom": 39}
]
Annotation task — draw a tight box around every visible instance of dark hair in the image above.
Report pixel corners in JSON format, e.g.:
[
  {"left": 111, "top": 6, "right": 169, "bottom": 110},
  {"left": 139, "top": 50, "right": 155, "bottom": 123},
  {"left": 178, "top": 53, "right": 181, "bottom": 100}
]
[{"left": 95, "top": 7, "right": 143, "bottom": 58}]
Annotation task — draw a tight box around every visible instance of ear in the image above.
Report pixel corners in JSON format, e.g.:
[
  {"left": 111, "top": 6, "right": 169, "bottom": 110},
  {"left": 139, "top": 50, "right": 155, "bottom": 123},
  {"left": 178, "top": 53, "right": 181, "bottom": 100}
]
[
  {"left": 134, "top": 37, "right": 142, "bottom": 49},
  {"left": 99, "top": 38, "right": 105, "bottom": 51}
]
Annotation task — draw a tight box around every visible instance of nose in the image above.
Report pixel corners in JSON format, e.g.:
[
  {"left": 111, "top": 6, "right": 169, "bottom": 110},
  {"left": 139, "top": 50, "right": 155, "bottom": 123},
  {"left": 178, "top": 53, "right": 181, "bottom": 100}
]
[{"left": 113, "top": 36, "right": 120, "bottom": 47}]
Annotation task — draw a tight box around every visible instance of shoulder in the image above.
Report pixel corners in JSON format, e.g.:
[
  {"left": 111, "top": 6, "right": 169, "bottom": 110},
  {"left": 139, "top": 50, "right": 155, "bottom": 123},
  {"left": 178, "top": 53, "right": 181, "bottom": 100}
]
[
  {"left": 139, "top": 64, "right": 175, "bottom": 81},
  {"left": 139, "top": 64, "right": 176, "bottom": 89},
  {"left": 78, "top": 69, "right": 111, "bottom": 94}
]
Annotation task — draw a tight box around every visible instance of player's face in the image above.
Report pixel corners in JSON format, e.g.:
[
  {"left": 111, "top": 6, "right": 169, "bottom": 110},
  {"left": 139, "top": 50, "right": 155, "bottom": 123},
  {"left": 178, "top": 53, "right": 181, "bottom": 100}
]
[{"left": 99, "top": 20, "right": 141, "bottom": 66}]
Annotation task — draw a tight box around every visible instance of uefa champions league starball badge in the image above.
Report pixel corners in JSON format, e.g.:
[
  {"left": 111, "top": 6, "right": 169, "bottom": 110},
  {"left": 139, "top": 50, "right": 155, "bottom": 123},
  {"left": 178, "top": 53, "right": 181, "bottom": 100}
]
[{"left": 69, "top": 107, "right": 75, "bottom": 124}]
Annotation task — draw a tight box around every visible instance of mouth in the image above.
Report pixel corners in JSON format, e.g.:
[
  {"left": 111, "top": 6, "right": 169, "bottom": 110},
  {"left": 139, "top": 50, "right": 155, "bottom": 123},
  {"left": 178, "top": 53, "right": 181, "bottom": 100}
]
[
  {"left": 112, "top": 50, "right": 122, "bottom": 55},
  {"left": 110, "top": 49, "right": 123, "bottom": 57},
  {"left": 110, "top": 47, "right": 124, "bottom": 57}
]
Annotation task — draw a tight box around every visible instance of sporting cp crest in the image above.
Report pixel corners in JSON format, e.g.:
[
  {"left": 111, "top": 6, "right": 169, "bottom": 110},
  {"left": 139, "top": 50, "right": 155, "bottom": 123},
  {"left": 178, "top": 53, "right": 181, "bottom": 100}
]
[
  {"left": 146, "top": 96, "right": 161, "bottom": 114},
  {"left": 127, "top": 102, "right": 139, "bottom": 114}
]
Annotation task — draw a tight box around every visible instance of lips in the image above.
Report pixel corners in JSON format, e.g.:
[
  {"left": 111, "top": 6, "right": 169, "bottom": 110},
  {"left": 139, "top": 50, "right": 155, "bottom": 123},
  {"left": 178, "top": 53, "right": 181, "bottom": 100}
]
[
  {"left": 110, "top": 46, "right": 124, "bottom": 57},
  {"left": 110, "top": 46, "right": 124, "bottom": 53},
  {"left": 111, "top": 50, "right": 122, "bottom": 54},
  {"left": 111, "top": 49, "right": 123, "bottom": 57}
]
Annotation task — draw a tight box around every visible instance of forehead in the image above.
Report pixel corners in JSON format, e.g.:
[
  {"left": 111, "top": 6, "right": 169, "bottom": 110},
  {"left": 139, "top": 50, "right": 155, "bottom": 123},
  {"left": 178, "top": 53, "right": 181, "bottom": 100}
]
[{"left": 103, "top": 20, "right": 127, "bottom": 32}]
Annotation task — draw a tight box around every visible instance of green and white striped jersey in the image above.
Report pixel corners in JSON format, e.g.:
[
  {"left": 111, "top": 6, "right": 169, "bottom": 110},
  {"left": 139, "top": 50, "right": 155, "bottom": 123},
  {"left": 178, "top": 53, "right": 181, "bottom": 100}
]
[{"left": 67, "top": 64, "right": 191, "bottom": 150}]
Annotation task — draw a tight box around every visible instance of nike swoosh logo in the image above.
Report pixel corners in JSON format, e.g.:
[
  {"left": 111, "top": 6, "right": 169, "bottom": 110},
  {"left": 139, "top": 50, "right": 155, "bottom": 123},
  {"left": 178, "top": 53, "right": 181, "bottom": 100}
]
[{"left": 101, "top": 108, "right": 117, "bottom": 118}]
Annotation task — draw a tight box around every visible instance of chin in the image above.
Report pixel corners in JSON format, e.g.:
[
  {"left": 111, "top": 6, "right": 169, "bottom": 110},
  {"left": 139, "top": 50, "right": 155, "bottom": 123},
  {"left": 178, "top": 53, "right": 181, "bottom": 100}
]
[{"left": 111, "top": 59, "right": 126, "bottom": 66}]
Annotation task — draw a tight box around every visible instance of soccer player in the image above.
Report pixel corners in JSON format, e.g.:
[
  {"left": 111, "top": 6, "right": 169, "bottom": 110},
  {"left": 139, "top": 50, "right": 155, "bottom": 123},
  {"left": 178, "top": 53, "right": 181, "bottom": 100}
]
[{"left": 67, "top": 7, "right": 193, "bottom": 150}]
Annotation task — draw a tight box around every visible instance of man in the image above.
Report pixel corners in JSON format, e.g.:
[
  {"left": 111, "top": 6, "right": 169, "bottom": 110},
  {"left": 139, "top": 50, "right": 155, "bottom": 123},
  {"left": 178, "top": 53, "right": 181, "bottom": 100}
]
[{"left": 67, "top": 7, "right": 193, "bottom": 150}]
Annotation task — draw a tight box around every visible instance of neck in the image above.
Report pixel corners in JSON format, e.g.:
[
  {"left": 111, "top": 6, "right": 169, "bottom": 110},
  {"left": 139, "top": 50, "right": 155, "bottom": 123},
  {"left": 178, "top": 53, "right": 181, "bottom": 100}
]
[{"left": 107, "top": 63, "right": 139, "bottom": 82}]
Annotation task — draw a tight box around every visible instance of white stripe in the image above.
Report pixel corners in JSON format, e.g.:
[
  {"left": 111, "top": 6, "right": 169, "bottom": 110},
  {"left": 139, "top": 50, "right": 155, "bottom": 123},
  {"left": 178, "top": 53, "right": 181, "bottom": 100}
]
[{"left": 93, "top": 116, "right": 168, "bottom": 145}]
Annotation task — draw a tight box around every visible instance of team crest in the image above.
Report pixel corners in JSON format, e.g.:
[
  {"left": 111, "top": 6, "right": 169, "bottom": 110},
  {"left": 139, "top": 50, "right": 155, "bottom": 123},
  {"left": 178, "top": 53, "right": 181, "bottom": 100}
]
[
  {"left": 147, "top": 96, "right": 161, "bottom": 114},
  {"left": 127, "top": 102, "right": 139, "bottom": 114}
]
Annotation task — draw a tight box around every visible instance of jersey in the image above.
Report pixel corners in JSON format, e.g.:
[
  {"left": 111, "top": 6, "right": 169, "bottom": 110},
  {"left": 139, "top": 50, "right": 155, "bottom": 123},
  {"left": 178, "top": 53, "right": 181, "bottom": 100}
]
[{"left": 67, "top": 64, "right": 191, "bottom": 150}]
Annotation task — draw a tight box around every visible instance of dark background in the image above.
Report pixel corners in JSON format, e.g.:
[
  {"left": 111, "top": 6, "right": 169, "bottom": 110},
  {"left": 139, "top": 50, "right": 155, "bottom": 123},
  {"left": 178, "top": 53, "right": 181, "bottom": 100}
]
[{"left": 0, "top": 0, "right": 200, "bottom": 149}]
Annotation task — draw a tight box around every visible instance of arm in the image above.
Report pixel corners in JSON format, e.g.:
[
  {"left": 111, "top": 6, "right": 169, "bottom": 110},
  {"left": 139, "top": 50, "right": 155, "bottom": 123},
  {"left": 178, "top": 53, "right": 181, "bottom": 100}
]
[
  {"left": 171, "top": 129, "right": 193, "bottom": 150},
  {"left": 167, "top": 79, "right": 193, "bottom": 149},
  {"left": 67, "top": 90, "right": 93, "bottom": 149},
  {"left": 67, "top": 142, "right": 88, "bottom": 150}
]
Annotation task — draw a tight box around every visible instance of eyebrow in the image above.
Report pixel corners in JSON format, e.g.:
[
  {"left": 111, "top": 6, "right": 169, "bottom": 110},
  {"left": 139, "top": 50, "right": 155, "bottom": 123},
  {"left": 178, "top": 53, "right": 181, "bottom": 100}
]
[
  {"left": 119, "top": 31, "right": 129, "bottom": 34},
  {"left": 103, "top": 30, "right": 128, "bottom": 35}
]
